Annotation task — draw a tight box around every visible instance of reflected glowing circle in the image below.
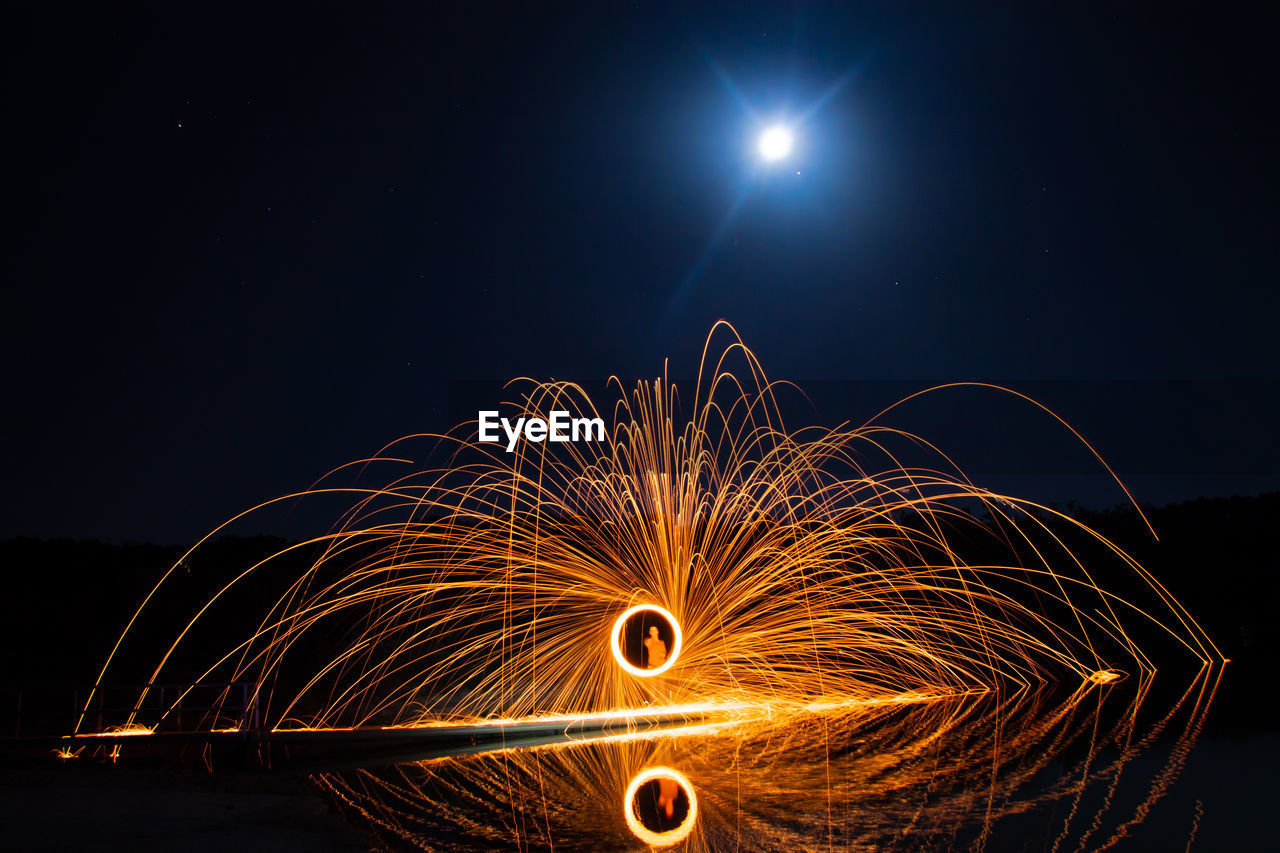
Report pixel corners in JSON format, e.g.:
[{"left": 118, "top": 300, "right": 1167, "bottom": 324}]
[
  {"left": 758, "top": 125, "right": 793, "bottom": 161},
  {"left": 623, "top": 766, "right": 698, "bottom": 847},
  {"left": 610, "top": 603, "right": 682, "bottom": 677}
]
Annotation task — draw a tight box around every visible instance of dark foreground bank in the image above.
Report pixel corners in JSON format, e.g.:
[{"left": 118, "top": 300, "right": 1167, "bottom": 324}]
[{"left": 0, "top": 765, "right": 373, "bottom": 852}]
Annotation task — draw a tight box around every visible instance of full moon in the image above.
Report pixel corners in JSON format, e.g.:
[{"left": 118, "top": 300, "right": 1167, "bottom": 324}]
[{"left": 757, "top": 125, "right": 794, "bottom": 161}]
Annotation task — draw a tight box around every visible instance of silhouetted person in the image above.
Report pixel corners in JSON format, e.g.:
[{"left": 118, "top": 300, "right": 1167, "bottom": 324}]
[
  {"left": 643, "top": 625, "right": 667, "bottom": 669},
  {"left": 657, "top": 777, "right": 679, "bottom": 819}
]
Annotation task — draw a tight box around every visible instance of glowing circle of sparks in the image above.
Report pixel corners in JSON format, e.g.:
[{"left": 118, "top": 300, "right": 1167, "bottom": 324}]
[
  {"left": 610, "top": 603, "right": 683, "bottom": 677},
  {"left": 757, "top": 125, "right": 794, "bottom": 161},
  {"left": 623, "top": 765, "right": 698, "bottom": 847}
]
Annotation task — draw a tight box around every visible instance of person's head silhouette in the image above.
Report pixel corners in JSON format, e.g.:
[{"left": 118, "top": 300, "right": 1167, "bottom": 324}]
[{"left": 649, "top": 626, "right": 660, "bottom": 639}]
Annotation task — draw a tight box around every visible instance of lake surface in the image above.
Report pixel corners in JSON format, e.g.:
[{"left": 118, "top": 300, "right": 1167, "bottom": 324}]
[{"left": 316, "top": 665, "right": 1273, "bottom": 850}]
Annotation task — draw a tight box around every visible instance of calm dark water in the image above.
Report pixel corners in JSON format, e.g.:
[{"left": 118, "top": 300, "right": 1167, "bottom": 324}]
[{"left": 317, "top": 665, "right": 1275, "bottom": 851}]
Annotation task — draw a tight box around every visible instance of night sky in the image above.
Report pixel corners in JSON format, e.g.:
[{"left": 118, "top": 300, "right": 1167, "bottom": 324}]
[{"left": 5, "top": 2, "right": 1277, "bottom": 543}]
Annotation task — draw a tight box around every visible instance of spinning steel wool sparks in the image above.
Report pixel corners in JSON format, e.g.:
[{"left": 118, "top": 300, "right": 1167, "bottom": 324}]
[{"left": 77, "top": 323, "right": 1221, "bottom": 738}]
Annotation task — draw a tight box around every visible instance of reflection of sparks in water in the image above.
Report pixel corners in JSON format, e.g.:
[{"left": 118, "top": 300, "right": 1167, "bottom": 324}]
[
  {"left": 623, "top": 765, "right": 698, "bottom": 847},
  {"left": 315, "top": 668, "right": 1221, "bottom": 851},
  {"left": 77, "top": 322, "right": 1220, "bottom": 754}
]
